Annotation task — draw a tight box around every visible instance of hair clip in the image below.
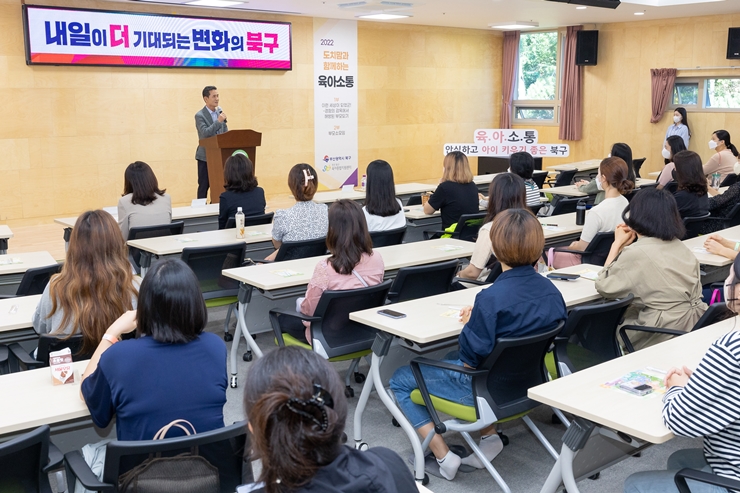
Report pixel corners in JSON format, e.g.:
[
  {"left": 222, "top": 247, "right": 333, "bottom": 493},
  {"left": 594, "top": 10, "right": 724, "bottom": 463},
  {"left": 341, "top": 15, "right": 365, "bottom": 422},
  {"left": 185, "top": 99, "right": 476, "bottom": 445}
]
[
  {"left": 303, "top": 169, "right": 315, "bottom": 187},
  {"left": 283, "top": 383, "right": 334, "bottom": 431},
  {"left": 311, "top": 383, "right": 334, "bottom": 409},
  {"left": 231, "top": 149, "right": 249, "bottom": 158}
]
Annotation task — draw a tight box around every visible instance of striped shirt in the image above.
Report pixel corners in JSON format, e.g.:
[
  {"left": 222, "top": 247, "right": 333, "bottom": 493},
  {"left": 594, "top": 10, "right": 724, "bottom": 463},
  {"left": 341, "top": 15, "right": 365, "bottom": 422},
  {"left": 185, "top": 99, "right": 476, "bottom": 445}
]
[
  {"left": 662, "top": 330, "right": 740, "bottom": 482},
  {"left": 524, "top": 178, "right": 541, "bottom": 207}
]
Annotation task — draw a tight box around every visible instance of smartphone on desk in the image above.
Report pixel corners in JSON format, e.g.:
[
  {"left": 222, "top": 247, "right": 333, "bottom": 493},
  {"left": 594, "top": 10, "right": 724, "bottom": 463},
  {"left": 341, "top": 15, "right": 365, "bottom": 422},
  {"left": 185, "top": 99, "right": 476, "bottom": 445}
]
[
  {"left": 547, "top": 273, "right": 580, "bottom": 281},
  {"left": 378, "top": 309, "right": 406, "bottom": 319},
  {"left": 617, "top": 382, "right": 654, "bottom": 396}
]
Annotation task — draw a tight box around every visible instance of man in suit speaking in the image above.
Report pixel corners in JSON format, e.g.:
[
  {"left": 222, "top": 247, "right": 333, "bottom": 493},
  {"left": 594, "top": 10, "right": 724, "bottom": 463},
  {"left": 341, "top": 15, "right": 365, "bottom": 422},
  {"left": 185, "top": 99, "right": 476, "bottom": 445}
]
[{"left": 195, "top": 85, "right": 229, "bottom": 199}]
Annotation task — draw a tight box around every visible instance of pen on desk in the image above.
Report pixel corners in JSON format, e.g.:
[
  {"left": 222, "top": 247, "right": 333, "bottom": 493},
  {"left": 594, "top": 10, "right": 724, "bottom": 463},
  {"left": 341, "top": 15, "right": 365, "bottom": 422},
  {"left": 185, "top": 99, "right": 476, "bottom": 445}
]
[
  {"left": 542, "top": 224, "right": 559, "bottom": 227},
  {"left": 9, "top": 304, "right": 18, "bottom": 314}
]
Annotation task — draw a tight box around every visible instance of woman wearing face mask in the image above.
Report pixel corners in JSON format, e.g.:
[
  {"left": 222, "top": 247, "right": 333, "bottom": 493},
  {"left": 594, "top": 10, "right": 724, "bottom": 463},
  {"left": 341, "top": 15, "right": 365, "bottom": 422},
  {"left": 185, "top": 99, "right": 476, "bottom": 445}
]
[
  {"left": 664, "top": 107, "right": 690, "bottom": 156},
  {"left": 703, "top": 130, "right": 739, "bottom": 182},
  {"left": 576, "top": 143, "right": 635, "bottom": 205},
  {"left": 656, "top": 136, "right": 687, "bottom": 190}
]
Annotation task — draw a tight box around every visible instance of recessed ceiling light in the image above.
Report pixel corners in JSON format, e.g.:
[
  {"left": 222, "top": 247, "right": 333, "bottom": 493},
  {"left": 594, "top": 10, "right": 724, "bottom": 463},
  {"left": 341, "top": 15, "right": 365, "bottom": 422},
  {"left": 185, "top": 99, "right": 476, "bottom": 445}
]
[
  {"left": 357, "top": 13, "right": 411, "bottom": 19},
  {"left": 576, "top": 6, "right": 587, "bottom": 9},
  {"left": 489, "top": 21, "right": 539, "bottom": 30},
  {"left": 187, "top": 0, "right": 244, "bottom": 7},
  {"left": 634, "top": 11, "right": 645, "bottom": 15}
]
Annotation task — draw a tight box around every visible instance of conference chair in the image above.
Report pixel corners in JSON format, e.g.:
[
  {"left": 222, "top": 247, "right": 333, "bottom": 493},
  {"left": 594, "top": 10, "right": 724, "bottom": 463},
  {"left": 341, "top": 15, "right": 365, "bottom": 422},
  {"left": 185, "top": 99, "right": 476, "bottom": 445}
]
[
  {"left": 181, "top": 243, "right": 248, "bottom": 343},
  {"left": 0, "top": 425, "right": 65, "bottom": 493},
  {"left": 7, "top": 334, "right": 90, "bottom": 373},
  {"left": 423, "top": 212, "right": 486, "bottom": 241},
  {"left": 270, "top": 280, "right": 392, "bottom": 398},
  {"left": 270, "top": 237, "right": 328, "bottom": 262},
  {"left": 223, "top": 211, "right": 274, "bottom": 229},
  {"left": 633, "top": 158, "right": 646, "bottom": 178},
  {"left": 387, "top": 259, "right": 459, "bottom": 304},
  {"left": 664, "top": 181, "right": 678, "bottom": 194},
  {"left": 532, "top": 171, "right": 549, "bottom": 189},
  {"left": 127, "top": 221, "right": 185, "bottom": 274},
  {"left": 407, "top": 322, "right": 564, "bottom": 493},
  {"left": 674, "top": 468, "right": 740, "bottom": 493},
  {"left": 369, "top": 226, "right": 406, "bottom": 247},
  {"left": 546, "top": 295, "right": 634, "bottom": 380},
  {"left": 551, "top": 232, "right": 615, "bottom": 266},
  {"left": 64, "top": 421, "right": 251, "bottom": 493},
  {"left": 683, "top": 212, "right": 712, "bottom": 240},
  {"left": 529, "top": 203, "right": 544, "bottom": 216},
  {"left": 451, "top": 260, "right": 503, "bottom": 290},
  {"left": 0, "top": 263, "right": 61, "bottom": 299},
  {"left": 619, "top": 302, "right": 733, "bottom": 353},
  {"left": 550, "top": 197, "right": 581, "bottom": 216},
  {"left": 720, "top": 173, "right": 738, "bottom": 187},
  {"left": 552, "top": 169, "right": 578, "bottom": 188},
  {"left": 406, "top": 195, "right": 422, "bottom": 206}
]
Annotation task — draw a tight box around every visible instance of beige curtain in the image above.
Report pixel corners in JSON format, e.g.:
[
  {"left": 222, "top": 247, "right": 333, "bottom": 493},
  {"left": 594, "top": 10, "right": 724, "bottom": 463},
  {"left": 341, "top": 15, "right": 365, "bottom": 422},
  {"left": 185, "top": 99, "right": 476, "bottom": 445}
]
[
  {"left": 500, "top": 31, "right": 520, "bottom": 129},
  {"left": 559, "top": 26, "right": 583, "bottom": 141},
  {"left": 650, "top": 68, "right": 677, "bottom": 123}
]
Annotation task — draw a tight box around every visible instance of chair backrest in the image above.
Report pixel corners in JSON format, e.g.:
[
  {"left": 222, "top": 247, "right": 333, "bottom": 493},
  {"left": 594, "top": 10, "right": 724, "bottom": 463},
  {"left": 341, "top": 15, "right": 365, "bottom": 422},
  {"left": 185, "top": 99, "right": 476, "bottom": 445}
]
[
  {"left": 452, "top": 212, "right": 486, "bottom": 242},
  {"left": 691, "top": 302, "right": 733, "bottom": 331},
  {"left": 579, "top": 232, "right": 615, "bottom": 266},
  {"left": 683, "top": 212, "right": 712, "bottom": 240},
  {"left": 472, "top": 322, "right": 564, "bottom": 420},
  {"left": 35, "top": 334, "right": 90, "bottom": 366},
  {"left": 528, "top": 204, "right": 544, "bottom": 216},
  {"left": 721, "top": 203, "right": 740, "bottom": 229},
  {"left": 369, "top": 226, "right": 406, "bottom": 248},
  {"left": 406, "top": 195, "right": 422, "bottom": 206},
  {"left": 310, "top": 280, "right": 392, "bottom": 359},
  {"left": 633, "top": 158, "right": 646, "bottom": 178},
  {"left": 721, "top": 173, "right": 738, "bottom": 187},
  {"left": 224, "top": 212, "right": 274, "bottom": 230},
  {"left": 127, "top": 221, "right": 185, "bottom": 270},
  {"left": 531, "top": 171, "right": 548, "bottom": 189},
  {"left": 388, "top": 259, "right": 459, "bottom": 304},
  {"left": 101, "top": 421, "right": 249, "bottom": 493},
  {"left": 664, "top": 181, "right": 678, "bottom": 194},
  {"left": 553, "top": 169, "right": 578, "bottom": 188},
  {"left": 483, "top": 261, "right": 503, "bottom": 284},
  {"left": 274, "top": 237, "right": 328, "bottom": 262},
  {"left": 553, "top": 294, "right": 634, "bottom": 377},
  {"left": 181, "top": 243, "right": 247, "bottom": 299},
  {"left": 551, "top": 197, "right": 581, "bottom": 216},
  {"left": 0, "top": 425, "right": 50, "bottom": 493},
  {"left": 16, "top": 263, "right": 62, "bottom": 296}
]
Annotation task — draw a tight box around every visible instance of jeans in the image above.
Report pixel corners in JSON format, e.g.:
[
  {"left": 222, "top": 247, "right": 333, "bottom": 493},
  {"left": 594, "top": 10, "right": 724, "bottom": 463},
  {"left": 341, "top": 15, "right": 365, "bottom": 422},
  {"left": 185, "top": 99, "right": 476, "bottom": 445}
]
[
  {"left": 389, "top": 351, "right": 474, "bottom": 429},
  {"left": 624, "top": 449, "right": 728, "bottom": 493}
]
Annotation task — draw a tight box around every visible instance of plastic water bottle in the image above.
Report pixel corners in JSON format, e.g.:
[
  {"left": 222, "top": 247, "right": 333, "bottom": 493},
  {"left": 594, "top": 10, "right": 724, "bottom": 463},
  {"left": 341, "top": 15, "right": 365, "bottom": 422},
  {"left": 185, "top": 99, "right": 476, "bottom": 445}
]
[
  {"left": 235, "top": 207, "right": 245, "bottom": 239},
  {"left": 575, "top": 200, "right": 587, "bottom": 226},
  {"left": 361, "top": 174, "right": 367, "bottom": 191},
  {"left": 711, "top": 172, "right": 721, "bottom": 190}
]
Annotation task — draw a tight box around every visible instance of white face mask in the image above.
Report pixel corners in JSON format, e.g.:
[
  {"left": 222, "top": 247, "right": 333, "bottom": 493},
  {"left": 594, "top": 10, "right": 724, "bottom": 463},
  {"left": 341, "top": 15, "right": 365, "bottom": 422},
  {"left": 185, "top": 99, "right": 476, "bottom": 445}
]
[
  {"left": 596, "top": 175, "right": 604, "bottom": 191},
  {"left": 661, "top": 148, "right": 672, "bottom": 160},
  {"left": 734, "top": 161, "right": 740, "bottom": 175},
  {"left": 709, "top": 140, "right": 719, "bottom": 150},
  {"left": 607, "top": 153, "right": 611, "bottom": 158},
  {"left": 673, "top": 115, "right": 681, "bottom": 123}
]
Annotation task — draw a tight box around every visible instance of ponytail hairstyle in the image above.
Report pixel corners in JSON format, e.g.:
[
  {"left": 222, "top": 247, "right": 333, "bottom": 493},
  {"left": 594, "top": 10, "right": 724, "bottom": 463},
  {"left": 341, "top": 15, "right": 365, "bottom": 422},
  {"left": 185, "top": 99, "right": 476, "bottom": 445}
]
[
  {"left": 609, "top": 143, "right": 636, "bottom": 183},
  {"left": 288, "top": 163, "right": 319, "bottom": 201},
  {"left": 714, "top": 130, "right": 739, "bottom": 157},
  {"left": 244, "top": 347, "right": 348, "bottom": 493},
  {"left": 599, "top": 157, "right": 634, "bottom": 195}
]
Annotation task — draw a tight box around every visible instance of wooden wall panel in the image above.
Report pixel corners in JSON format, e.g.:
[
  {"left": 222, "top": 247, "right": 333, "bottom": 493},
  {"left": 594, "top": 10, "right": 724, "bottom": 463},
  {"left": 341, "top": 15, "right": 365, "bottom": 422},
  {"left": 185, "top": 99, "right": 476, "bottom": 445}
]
[{"left": 0, "top": 0, "right": 500, "bottom": 226}]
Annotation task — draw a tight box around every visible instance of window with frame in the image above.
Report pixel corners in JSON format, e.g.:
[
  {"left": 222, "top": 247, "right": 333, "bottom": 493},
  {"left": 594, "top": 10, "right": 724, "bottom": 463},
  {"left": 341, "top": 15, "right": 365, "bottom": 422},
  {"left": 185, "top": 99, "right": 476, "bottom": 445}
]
[
  {"left": 670, "top": 77, "right": 740, "bottom": 111},
  {"left": 513, "top": 31, "right": 561, "bottom": 124}
]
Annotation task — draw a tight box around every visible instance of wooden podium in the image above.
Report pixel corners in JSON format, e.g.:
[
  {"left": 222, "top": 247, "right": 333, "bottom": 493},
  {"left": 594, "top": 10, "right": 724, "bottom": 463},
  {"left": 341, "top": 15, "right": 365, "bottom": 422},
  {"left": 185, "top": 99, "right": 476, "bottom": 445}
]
[{"left": 199, "top": 129, "right": 262, "bottom": 203}]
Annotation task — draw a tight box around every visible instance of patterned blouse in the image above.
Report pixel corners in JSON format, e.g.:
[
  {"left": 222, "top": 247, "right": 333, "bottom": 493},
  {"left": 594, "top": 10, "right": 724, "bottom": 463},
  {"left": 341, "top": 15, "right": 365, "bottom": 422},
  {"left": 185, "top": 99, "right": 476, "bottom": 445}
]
[{"left": 271, "top": 200, "right": 329, "bottom": 242}]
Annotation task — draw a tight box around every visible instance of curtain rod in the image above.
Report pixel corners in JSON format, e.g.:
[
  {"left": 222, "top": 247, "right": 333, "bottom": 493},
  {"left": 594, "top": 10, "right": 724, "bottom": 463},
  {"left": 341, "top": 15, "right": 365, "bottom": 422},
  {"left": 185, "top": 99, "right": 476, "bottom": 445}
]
[{"left": 677, "top": 66, "right": 740, "bottom": 71}]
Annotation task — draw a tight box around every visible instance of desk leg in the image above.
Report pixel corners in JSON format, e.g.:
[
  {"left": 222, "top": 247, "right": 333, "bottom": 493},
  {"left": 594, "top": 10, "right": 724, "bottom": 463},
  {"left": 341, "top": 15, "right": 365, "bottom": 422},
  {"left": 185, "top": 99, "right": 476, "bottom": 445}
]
[
  {"left": 353, "top": 363, "right": 375, "bottom": 451},
  {"left": 228, "top": 285, "right": 263, "bottom": 388},
  {"left": 0, "top": 238, "right": 7, "bottom": 255},
  {"left": 63, "top": 228, "right": 71, "bottom": 252},
  {"left": 139, "top": 252, "right": 152, "bottom": 277}
]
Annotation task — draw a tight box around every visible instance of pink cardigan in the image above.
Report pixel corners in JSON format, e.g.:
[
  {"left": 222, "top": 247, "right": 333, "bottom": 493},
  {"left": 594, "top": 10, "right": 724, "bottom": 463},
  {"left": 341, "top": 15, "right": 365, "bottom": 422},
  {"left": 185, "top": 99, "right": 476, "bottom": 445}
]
[{"left": 299, "top": 252, "right": 385, "bottom": 343}]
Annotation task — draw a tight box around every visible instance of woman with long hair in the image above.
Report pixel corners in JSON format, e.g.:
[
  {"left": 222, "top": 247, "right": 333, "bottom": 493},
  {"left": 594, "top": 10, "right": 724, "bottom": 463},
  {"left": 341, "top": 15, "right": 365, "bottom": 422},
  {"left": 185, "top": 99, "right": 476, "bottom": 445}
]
[
  {"left": 423, "top": 151, "right": 479, "bottom": 229},
  {"left": 457, "top": 173, "right": 527, "bottom": 281},
  {"left": 657, "top": 135, "right": 688, "bottom": 190},
  {"left": 673, "top": 150, "right": 709, "bottom": 219},
  {"left": 664, "top": 106, "right": 691, "bottom": 151},
  {"left": 117, "top": 161, "right": 171, "bottom": 240},
  {"left": 362, "top": 159, "right": 405, "bottom": 231},
  {"left": 218, "top": 150, "right": 266, "bottom": 229},
  {"left": 240, "top": 347, "right": 415, "bottom": 492},
  {"left": 703, "top": 129, "right": 739, "bottom": 182},
  {"left": 285, "top": 200, "right": 385, "bottom": 344},
  {"left": 33, "top": 210, "right": 139, "bottom": 355}
]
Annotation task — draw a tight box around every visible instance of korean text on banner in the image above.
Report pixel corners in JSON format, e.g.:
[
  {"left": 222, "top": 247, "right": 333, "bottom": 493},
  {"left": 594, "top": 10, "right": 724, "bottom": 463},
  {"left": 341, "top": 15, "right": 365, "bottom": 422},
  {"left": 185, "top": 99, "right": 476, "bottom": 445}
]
[
  {"left": 443, "top": 143, "right": 570, "bottom": 158},
  {"left": 314, "top": 19, "right": 358, "bottom": 189}
]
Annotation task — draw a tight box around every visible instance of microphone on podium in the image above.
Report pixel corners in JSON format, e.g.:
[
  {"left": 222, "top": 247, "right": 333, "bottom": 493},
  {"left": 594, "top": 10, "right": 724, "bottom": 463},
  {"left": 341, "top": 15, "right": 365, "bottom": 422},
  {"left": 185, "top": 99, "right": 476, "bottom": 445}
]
[{"left": 217, "top": 106, "right": 227, "bottom": 123}]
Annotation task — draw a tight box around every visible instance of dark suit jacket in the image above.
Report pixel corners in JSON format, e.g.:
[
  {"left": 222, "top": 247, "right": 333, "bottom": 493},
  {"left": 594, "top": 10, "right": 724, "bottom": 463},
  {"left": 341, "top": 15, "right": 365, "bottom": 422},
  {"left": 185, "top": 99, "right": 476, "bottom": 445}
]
[{"left": 195, "top": 106, "right": 228, "bottom": 161}]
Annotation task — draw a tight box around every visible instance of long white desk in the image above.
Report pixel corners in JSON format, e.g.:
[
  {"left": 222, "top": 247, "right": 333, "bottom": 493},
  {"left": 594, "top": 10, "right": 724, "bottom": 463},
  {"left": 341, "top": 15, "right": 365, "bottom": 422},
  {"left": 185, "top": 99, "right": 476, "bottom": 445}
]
[
  {"left": 127, "top": 225, "right": 274, "bottom": 276},
  {"left": 0, "top": 225, "right": 12, "bottom": 255},
  {"left": 313, "top": 183, "right": 437, "bottom": 205},
  {"left": 547, "top": 159, "right": 602, "bottom": 173},
  {"left": 54, "top": 204, "right": 222, "bottom": 248},
  {"left": 221, "top": 239, "right": 476, "bottom": 388},
  {"left": 0, "top": 294, "right": 41, "bottom": 344},
  {"left": 0, "top": 251, "right": 58, "bottom": 296},
  {"left": 529, "top": 315, "right": 740, "bottom": 493},
  {"left": 349, "top": 264, "right": 603, "bottom": 483},
  {"left": 683, "top": 224, "right": 740, "bottom": 267},
  {"left": 545, "top": 178, "right": 656, "bottom": 198}
]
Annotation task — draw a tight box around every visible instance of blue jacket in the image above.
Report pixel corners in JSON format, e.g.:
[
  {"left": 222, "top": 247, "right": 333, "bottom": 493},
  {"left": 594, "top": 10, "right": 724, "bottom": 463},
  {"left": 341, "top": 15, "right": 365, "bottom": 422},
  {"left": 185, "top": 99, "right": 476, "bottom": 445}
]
[{"left": 458, "top": 266, "right": 567, "bottom": 368}]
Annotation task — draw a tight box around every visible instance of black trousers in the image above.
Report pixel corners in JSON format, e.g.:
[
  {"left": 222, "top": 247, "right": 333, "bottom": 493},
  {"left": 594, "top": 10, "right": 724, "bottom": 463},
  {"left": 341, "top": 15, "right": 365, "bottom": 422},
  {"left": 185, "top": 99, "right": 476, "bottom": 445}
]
[{"left": 197, "top": 159, "right": 209, "bottom": 199}]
